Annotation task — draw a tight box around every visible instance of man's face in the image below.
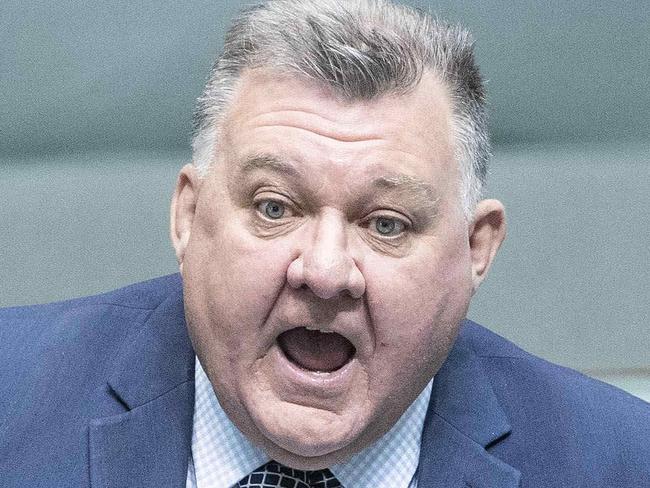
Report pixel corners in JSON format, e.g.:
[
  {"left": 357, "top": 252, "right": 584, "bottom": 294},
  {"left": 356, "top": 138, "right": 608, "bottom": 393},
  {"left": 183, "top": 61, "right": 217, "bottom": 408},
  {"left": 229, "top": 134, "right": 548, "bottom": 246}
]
[{"left": 172, "top": 69, "right": 502, "bottom": 468}]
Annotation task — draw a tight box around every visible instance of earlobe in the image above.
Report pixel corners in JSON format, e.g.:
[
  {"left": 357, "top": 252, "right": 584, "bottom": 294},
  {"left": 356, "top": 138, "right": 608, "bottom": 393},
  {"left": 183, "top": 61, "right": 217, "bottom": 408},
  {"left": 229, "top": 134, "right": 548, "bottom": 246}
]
[
  {"left": 468, "top": 199, "right": 506, "bottom": 292},
  {"left": 170, "top": 164, "right": 200, "bottom": 269}
]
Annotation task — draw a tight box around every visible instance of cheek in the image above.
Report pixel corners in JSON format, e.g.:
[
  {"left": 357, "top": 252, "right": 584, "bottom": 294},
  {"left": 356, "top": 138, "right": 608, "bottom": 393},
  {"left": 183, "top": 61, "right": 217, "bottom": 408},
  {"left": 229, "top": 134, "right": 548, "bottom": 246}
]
[
  {"left": 363, "top": 234, "right": 473, "bottom": 380},
  {"left": 182, "top": 211, "right": 295, "bottom": 359}
]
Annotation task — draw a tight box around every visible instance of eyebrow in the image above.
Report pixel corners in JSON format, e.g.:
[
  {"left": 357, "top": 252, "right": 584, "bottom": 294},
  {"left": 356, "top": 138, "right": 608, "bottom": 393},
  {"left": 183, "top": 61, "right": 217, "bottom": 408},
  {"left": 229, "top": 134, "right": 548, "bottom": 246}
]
[
  {"left": 371, "top": 174, "right": 440, "bottom": 222},
  {"left": 372, "top": 174, "right": 438, "bottom": 202},
  {"left": 236, "top": 153, "right": 439, "bottom": 222},
  {"left": 237, "top": 154, "right": 304, "bottom": 179}
]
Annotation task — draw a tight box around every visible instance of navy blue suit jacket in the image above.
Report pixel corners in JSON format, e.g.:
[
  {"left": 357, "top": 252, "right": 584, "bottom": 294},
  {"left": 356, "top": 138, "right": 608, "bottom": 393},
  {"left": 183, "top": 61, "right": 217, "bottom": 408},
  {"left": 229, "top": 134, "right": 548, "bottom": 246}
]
[{"left": 2, "top": 274, "right": 649, "bottom": 487}]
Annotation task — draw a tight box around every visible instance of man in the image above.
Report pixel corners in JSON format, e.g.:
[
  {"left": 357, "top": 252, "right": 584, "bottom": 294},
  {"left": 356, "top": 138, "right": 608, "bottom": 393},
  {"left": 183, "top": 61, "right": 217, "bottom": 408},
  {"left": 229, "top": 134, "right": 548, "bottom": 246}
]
[{"left": 1, "top": 0, "right": 649, "bottom": 486}]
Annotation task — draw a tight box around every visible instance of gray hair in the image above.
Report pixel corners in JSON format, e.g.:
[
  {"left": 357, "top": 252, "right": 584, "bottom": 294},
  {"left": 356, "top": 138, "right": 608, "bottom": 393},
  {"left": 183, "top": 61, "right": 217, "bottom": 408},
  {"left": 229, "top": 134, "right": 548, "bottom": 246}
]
[{"left": 193, "top": 0, "right": 489, "bottom": 217}]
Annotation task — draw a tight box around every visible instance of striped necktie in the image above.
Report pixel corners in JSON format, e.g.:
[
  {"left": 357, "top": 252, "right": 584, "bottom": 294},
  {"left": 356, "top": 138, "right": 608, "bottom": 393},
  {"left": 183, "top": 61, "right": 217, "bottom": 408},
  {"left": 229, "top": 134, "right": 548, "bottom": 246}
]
[{"left": 237, "top": 460, "right": 343, "bottom": 488}]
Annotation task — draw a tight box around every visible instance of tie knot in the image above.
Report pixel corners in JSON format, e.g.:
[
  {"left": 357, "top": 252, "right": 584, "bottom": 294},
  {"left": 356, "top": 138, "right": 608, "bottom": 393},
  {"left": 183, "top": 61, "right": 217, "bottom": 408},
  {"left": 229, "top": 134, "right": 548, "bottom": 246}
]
[{"left": 237, "top": 460, "right": 342, "bottom": 488}]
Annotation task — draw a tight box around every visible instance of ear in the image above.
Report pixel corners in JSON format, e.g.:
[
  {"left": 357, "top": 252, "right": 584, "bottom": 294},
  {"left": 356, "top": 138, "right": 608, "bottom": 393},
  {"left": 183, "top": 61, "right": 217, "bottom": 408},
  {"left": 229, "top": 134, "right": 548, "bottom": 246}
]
[
  {"left": 468, "top": 199, "right": 506, "bottom": 292},
  {"left": 170, "top": 164, "right": 201, "bottom": 271}
]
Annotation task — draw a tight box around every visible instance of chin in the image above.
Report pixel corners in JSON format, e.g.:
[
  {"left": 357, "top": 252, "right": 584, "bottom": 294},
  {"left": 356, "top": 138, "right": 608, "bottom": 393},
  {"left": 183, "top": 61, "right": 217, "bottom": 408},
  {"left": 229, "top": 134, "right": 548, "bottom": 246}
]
[
  {"left": 232, "top": 388, "right": 375, "bottom": 469},
  {"left": 253, "top": 403, "right": 363, "bottom": 457}
]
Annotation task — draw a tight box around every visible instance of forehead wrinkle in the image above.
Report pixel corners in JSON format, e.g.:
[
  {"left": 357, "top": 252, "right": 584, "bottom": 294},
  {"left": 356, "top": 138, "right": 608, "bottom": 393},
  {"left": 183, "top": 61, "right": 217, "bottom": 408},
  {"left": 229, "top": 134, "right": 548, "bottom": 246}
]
[{"left": 246, "top": 110, "right": 387, "bottom": 144}]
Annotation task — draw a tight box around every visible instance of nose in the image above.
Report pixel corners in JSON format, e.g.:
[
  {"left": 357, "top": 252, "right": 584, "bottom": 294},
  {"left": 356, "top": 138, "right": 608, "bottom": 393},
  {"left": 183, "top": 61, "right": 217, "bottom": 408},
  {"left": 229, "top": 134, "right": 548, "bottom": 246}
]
[{"left": 287, "top": 211, "right": 366, "bottom": 299}]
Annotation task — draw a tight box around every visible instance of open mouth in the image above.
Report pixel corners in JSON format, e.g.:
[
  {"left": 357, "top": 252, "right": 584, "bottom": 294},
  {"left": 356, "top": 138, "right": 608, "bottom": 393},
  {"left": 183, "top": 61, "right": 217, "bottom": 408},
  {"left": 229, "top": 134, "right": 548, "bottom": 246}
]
[{"left": 277, "top": 327, "right": 356, "bottom": 373}]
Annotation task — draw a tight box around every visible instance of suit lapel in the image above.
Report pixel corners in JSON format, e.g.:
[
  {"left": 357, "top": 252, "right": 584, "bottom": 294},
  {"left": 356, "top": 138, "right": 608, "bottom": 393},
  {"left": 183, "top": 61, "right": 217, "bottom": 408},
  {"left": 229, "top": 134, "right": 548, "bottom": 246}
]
[
  {"left": 88, "top": 286, "right": 195, "bottom": 488},
  {"left": 417, "top": 322, "right": 521, "bottom": 488}
]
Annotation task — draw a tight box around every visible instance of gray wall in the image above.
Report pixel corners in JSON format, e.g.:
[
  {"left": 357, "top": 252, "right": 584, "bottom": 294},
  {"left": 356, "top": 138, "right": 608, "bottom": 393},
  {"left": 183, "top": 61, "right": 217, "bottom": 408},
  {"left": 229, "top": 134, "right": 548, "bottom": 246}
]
[{"left": 1, "top": 1, "right": 649, "bottom": 393}]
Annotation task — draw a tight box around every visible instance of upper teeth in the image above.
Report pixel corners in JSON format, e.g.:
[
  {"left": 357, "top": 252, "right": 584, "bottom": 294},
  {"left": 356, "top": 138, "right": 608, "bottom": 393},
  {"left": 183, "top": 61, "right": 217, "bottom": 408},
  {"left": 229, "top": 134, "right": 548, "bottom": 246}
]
[{"left": 305, "top": 326, "right": 334, "bottom": 333}]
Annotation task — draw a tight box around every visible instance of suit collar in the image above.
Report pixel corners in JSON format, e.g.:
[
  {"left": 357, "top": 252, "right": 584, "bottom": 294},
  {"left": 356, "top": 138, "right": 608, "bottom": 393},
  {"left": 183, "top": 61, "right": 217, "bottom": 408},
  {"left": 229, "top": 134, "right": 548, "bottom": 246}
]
[
  {"left": 429, "top": 322, "right": 511, "bottom": 447},
  {"left": 417, "top": 321, "right": 521, "bottom": 487},
  {"left": 89, "top": 281, "right": 195, "bottom": 487},
  {"left": 106, "top": 282, "right": 193, "bottom": 409}
]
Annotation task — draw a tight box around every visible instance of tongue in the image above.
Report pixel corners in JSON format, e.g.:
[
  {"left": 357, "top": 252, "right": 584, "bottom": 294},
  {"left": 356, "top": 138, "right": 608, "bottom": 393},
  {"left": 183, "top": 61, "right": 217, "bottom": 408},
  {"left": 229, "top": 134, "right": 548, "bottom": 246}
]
[{"left": 278, "top": 327, "right": 355, "bottom": 372}]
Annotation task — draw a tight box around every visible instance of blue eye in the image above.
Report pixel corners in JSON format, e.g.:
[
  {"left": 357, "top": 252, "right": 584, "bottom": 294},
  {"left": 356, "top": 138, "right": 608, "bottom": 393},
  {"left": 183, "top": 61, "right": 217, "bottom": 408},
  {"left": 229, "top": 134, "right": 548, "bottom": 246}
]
[
  {"left": 258, "top": 200, "right": 285, "bottom": 219},
  {"left": 374, "top": 217, "right": 405, "bottom": 236}
]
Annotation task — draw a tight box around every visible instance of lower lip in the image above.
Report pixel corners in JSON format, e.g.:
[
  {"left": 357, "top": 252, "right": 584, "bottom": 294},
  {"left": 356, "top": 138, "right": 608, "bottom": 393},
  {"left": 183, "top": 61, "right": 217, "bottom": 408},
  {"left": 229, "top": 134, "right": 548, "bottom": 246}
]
[{"left": 269, "top": 343, "right": 358, "bottom": 399}]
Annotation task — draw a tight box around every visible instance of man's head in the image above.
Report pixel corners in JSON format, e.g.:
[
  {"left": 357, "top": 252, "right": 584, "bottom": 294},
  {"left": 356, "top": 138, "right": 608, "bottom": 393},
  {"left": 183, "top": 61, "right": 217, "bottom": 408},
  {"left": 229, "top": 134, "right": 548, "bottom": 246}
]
[{"left": 171, "top": 0, "right": 505, "bottom": 469}]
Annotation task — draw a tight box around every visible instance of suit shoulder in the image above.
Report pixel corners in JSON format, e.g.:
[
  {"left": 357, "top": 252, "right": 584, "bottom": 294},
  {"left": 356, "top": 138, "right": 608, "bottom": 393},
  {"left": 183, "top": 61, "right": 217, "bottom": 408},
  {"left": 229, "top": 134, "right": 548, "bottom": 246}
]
[
  {"left": 460, "top": 319, "right": 530, "bottom": 359},
  {"left": 0, "top": 273, "right": 181, "bottom": 325},
  {"left": 94, "top": 273, "right": 182, "bottom": 309},
  {"left": 0, "top": 274, "right": 182, "bottom": 395},
  {"left": 463, "top": 319, "right": 650, "bottom": 414},
  {"left": 463, "top": 320, "right": 650, "bottom": 482}
]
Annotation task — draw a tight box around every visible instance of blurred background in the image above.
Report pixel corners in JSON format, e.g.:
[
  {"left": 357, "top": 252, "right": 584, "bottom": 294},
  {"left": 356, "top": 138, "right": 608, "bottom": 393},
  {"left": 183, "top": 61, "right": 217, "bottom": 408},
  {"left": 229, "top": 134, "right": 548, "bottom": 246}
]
[{"left": 1, "top": 0, "right": 648, "bottom": 400}]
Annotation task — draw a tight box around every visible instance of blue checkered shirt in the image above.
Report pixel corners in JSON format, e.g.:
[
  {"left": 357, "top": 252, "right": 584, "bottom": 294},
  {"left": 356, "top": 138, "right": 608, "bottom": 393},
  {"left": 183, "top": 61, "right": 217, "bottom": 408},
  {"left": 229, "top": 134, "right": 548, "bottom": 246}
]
[{"left": 186, "top": 357, "right": 433, "bottom": 488}]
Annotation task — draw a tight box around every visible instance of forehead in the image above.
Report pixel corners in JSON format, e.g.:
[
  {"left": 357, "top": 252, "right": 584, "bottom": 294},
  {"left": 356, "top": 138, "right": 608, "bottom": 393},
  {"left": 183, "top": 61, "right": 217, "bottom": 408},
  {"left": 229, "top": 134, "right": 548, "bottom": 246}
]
[{"left": 219, "top": 68, "right": 456, "bottom": 190}]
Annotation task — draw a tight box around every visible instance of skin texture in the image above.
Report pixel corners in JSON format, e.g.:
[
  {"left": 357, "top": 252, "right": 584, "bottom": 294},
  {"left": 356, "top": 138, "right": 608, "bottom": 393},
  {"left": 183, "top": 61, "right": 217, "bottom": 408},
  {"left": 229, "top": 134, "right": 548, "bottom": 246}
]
[{"left": 171, "top": 69, "right": 506, "bottom": 469}]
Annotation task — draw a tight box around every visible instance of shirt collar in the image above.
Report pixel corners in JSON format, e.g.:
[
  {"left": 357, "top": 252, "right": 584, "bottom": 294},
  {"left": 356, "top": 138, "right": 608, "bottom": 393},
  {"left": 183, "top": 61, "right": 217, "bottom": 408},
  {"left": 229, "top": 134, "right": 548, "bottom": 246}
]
[{"left": 190, "top": 356, "right": 433, "bottom": 488}]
